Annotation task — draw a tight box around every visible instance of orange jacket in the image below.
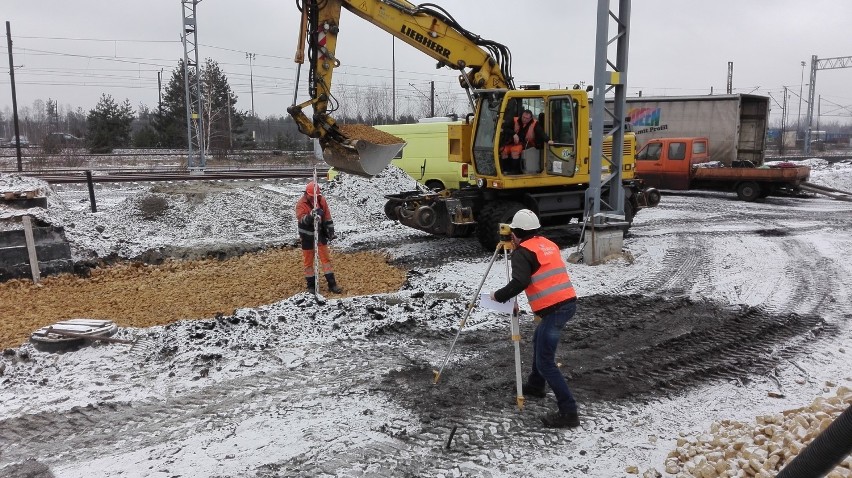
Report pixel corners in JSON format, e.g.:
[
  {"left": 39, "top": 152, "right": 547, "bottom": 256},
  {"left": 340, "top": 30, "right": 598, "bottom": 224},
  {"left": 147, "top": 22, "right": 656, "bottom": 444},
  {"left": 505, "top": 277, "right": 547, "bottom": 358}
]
[
  {"left": 513, "top": 117, "right": 538, "bottom": 148},
  {"left": 520, "top": 236, "right": 576, "bottom": 312},
  {"left": 296, "top": 193, "right": 333, "bottom": 244}
]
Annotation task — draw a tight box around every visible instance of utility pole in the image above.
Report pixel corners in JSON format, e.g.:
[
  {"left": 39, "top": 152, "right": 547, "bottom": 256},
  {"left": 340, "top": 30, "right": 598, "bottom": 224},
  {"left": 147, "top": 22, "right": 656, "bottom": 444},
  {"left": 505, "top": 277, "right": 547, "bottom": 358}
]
[
  {"left": 246, "top": 52, "right": 256, "bottom": 117},
  {"left": 781, "top": 86, "right": 788, "bottom": 155},
  {"left": 6, "top": 21, "right": 22, "bottom": 172},
  {"left": 181, "top": 0, "right": 206, "bottom": 170},
  {"left": 409, "top": 82, "right": 433, "bottom": 118},
  {"left": 157, "top": 69, "right": 163, "bottom": 112},
  {"left": 797, "top": 60, "right": 805, "bottom": 150},
  {"left": 726, "top": 61, "right": 733, "bottom": 94},
  {"left": 430, "top": 80, "right": 435, "bottom": 118},
  {"left": 815, "top": 95, "right": 820, "bottom": 141},
  {"left": 392, "top": 38, "right": 396, "bottom": 122}
]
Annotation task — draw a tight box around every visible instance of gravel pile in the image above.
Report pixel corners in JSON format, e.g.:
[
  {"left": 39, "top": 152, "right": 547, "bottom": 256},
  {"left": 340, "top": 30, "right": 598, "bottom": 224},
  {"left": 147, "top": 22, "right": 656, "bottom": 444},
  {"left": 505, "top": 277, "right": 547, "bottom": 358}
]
[{"left": 663, "top": 387, "right": 852, "bottom": 477}]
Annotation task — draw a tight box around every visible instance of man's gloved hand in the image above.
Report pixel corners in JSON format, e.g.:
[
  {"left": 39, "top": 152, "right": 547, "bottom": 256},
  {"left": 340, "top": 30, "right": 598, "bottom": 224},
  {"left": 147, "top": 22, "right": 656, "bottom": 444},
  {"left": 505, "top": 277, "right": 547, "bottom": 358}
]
[
  {"left": 312, "top": 208, "right": 324, "bottom": 219},
  {"left": 326, "top": 225, "right": 336, "bottom": 241}
]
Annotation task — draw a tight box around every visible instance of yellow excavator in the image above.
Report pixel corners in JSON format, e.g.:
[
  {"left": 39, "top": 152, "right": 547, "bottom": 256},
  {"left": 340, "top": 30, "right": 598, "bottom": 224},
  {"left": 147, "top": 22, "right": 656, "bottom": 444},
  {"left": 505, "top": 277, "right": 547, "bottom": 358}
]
[{"left": 288, "top": 0, "right": 659, "bottom": 250}]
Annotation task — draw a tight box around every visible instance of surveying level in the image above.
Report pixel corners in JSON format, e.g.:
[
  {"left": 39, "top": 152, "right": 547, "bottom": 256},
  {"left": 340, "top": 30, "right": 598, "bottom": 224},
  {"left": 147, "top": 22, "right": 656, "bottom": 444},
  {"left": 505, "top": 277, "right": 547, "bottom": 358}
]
[
  {"left": 433, "top": 222, "right": 526, "bottom": 411},
  {"left": 498, "top": 223, "right": 514, "bottom": 250}
]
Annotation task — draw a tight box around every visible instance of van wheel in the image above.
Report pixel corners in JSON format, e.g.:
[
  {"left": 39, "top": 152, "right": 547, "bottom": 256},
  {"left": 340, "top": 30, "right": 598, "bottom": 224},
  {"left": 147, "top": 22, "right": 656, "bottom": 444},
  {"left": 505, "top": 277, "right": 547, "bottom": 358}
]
[
  {"left": 736, "top": 182, "right": 761, "bottom": 201},
  {"left": 383, "top": 200, "right": 398, "bottom": 220},
  {"left": 425, "top": 180, "right": 445, "bottom": 191}
]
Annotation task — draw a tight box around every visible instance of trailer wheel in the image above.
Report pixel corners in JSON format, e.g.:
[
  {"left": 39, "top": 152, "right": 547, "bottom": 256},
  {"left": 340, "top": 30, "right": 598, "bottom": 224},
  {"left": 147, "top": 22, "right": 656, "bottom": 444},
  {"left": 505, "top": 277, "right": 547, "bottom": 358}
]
[{"left": 736, "top": 182, "right": 761, "bottom": 201}]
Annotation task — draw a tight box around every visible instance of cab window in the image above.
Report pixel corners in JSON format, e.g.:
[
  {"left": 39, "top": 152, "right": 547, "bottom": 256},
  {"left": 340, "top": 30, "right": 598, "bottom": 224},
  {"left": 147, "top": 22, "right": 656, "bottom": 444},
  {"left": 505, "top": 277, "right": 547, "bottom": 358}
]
[
  {"left": 668, "top": 142, "right": 686, "bottom": 160},
  {"left": 637, "top": 142, "right": 662, "bottom": 160},
  {"left": 549, "top": 98, "right": 576, "bottom": 146}
]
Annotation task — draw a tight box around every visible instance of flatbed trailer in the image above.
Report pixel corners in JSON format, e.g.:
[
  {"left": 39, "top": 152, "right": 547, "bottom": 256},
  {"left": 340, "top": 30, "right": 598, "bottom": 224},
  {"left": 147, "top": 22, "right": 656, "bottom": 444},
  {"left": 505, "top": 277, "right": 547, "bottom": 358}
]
[{"left": 635, "top": 137, "right": 811, "bottom": 201}]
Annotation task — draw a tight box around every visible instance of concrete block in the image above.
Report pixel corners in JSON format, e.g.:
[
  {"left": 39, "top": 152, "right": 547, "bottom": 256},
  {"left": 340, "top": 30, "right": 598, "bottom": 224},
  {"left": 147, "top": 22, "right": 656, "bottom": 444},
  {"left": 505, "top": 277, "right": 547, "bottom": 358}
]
[
  {"left": 586, "top": 226, "right": 624, "bottom": 265},
  {"left": 0, "top": 225, "right": 73, "bottom": 281}
]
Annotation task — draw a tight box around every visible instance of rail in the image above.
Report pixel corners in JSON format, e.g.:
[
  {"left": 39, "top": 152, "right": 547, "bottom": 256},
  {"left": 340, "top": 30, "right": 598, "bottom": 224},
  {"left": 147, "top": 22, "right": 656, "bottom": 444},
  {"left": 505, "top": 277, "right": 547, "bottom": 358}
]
[{"left": 2, "top": 167, "right": 330, "bottom": 184}]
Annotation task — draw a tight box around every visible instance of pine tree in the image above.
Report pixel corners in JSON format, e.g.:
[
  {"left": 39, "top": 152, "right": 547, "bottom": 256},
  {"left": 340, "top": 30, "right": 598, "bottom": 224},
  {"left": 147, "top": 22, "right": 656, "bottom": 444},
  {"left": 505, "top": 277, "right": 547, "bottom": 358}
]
[
  {"left": 153, "top": 61, "right": 190, "bottom": 148},
  {"left": 86, "top": 94, "right": 134, "bottom": 153},
  {"left": 154, "top": 58, "right": 246, "bottom": 151}
]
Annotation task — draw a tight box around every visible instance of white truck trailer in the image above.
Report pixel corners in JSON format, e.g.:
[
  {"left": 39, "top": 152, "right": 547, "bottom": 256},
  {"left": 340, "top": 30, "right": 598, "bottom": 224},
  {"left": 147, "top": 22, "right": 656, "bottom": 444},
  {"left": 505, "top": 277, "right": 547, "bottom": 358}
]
[{"left": 616, "top": 94, "right": 770, "bottom": 166}]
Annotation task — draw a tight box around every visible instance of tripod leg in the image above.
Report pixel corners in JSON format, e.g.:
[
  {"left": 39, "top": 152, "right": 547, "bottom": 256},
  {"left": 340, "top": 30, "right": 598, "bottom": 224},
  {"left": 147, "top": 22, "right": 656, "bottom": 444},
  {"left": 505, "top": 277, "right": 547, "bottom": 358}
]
[
  {"left": 503, "top": 247, "right": 525, "bottom": 411},
  {"left": 433, "top": 245, "right": 502, "bottom": 384}
]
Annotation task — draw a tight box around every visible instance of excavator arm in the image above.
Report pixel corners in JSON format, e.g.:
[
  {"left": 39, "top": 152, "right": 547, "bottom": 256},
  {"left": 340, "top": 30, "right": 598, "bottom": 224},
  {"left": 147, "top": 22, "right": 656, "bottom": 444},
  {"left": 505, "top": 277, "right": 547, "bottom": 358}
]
[{"left": 288, "top": 0, "right": 515, "bottom": 176}]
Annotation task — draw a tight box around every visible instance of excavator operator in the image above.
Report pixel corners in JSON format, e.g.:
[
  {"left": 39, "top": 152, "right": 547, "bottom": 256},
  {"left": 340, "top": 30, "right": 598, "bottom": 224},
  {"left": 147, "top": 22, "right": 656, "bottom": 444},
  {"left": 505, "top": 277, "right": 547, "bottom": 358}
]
[{"left": 500, "top": 109, "right": 553, "bottom": 174}]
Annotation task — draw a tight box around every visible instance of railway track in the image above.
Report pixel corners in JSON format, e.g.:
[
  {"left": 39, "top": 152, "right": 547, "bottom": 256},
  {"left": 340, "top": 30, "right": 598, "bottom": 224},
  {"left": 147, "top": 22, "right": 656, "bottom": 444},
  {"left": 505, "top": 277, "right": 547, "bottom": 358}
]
[{"left": 1, "top": 167, "right": 331, "bottom": 184}]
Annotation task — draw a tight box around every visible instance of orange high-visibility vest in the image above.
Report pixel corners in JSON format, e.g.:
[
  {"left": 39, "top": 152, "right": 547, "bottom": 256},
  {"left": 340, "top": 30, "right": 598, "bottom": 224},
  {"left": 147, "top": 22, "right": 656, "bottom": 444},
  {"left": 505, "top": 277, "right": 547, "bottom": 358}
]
[
  {"left": 513, "top": 117, "right": 538, "bottom": 148},
  {"left": 521, "top": 236, "right": 576, "bottom": 312}
]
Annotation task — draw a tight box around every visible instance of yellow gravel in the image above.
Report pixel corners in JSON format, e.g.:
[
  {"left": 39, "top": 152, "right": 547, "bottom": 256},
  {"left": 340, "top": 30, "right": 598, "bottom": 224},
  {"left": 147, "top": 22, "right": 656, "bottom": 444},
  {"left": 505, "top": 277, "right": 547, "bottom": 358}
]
[{"left": 0, "top": 247, "right": 406, "bottom": 348}]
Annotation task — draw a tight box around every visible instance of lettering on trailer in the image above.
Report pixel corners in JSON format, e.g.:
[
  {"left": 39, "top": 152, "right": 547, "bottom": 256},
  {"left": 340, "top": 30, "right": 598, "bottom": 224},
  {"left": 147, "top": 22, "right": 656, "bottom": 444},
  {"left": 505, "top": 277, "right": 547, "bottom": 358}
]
[
  {"left": 629, "top": 107, "right": 668, "bottom": 135},
  {"left": 400, "top": 25, "right": 451, "bottom": 58},
  {"left": 629, "top": 107, "right": 661, "bottom": 127},
  {"left": 635, "top": 125, "right": 669, "bottom": 135}
]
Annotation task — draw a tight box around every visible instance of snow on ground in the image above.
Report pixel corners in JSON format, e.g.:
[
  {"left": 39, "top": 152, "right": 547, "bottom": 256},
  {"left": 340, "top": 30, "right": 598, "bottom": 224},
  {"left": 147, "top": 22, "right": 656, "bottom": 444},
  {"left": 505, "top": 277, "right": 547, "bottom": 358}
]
[{"left": 1, "top": 160, "right": 851, "bottom": 477}]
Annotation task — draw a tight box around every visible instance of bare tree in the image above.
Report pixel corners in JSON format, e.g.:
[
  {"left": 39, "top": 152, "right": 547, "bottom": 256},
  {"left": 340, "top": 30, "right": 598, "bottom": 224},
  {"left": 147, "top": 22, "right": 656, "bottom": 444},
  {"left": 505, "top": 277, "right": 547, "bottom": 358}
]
[{"left": 357, "top": 83, "right": 394, "bottom": 124}]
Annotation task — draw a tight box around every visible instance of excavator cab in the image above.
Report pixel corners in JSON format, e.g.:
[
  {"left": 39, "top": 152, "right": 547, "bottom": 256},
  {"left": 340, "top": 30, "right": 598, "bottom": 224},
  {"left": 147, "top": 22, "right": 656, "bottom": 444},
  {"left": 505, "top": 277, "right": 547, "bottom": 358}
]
[{"left": 461, "top": 90, "right": 585, "bottom": 183}]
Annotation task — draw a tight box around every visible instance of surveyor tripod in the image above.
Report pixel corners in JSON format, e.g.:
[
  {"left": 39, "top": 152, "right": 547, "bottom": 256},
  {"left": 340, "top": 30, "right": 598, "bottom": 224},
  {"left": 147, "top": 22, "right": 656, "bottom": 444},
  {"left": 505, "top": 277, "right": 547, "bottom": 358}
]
[{"left": 432, "top": 224, "right": 527, "bottom": 411}]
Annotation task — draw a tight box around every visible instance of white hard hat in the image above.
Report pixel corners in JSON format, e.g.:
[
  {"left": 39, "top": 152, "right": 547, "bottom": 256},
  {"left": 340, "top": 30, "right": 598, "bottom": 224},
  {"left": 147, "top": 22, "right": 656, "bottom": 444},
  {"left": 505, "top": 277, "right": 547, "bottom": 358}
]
[{"left": 509, "top": 209, "right": 541, "bottom": 230}]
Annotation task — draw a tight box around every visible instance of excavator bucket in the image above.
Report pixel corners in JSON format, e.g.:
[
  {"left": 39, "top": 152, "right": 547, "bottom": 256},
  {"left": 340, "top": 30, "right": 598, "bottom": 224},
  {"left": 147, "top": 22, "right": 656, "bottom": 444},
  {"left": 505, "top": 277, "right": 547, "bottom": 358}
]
[{"left": 315, "top": 125, "right": 406, "bottom": 178}]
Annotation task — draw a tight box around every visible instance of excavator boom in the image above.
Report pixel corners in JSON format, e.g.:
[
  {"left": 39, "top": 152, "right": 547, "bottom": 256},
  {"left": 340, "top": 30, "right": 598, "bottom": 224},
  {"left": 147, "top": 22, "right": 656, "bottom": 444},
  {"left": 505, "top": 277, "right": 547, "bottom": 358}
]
[{"left": 288, "top": 0, "right": 514, "bottom": 177}]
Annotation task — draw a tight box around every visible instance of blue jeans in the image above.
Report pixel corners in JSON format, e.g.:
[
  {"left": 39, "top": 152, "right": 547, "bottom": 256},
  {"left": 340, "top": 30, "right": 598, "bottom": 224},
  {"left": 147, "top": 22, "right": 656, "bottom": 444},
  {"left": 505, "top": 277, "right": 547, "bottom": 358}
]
[{"left": 528, "top": 300, "right": 577, "bottom": 414}]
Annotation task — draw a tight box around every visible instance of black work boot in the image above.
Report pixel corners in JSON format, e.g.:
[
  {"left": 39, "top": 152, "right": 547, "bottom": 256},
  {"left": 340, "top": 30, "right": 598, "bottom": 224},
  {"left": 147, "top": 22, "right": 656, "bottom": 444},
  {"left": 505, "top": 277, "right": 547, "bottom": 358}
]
[
  {"left": 306, "top": 276, "right": 316, "bottom": 294},
  {"left": 540, "top": 411, "right": 580, "bottom": 429},
  {"left": 325, "top": 273, "right": 343, "bottom": 294},
  {"left": 522, "top": 383, "right": 547, "bottom": 399}
]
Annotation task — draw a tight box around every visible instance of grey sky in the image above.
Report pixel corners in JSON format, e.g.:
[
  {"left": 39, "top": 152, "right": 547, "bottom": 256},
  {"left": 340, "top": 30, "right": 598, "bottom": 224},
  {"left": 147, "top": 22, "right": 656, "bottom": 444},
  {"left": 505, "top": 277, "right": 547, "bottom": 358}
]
[{"left": 2, "top": 0, "right": 850, "bottom": 126}]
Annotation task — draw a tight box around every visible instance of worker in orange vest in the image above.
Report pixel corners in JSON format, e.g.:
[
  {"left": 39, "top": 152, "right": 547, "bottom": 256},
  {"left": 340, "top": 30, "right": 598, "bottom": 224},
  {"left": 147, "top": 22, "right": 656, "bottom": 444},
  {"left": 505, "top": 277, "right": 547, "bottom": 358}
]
[
  {"left": 491, "top": 209, "right": 579, "bottom": 428},
  {"left": 296, "top": 181, "right": 343, "bottom": 294},
  {"left": 500, "top": 109, "right": 553, "bottom": 174}
]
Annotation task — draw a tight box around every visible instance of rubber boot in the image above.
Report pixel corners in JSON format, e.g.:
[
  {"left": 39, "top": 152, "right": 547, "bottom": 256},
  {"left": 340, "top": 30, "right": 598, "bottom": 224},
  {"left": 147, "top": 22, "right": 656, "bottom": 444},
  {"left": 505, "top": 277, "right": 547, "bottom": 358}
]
[
  {"left": 306, "top": 276, "right": 316, "bottom": 294},
  {"left": 540, "top": 411, "right": 580, "bottom": 429},
  {"left": 325, "top": 273, "right": 343, "bottom": 294}
]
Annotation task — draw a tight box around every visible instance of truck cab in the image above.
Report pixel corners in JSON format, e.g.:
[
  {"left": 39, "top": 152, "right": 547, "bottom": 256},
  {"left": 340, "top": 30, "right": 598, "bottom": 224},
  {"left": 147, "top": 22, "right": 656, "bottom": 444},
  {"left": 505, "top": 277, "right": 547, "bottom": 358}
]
[{"left": 635, "top": 137, "right": 709, "bottom": 190}]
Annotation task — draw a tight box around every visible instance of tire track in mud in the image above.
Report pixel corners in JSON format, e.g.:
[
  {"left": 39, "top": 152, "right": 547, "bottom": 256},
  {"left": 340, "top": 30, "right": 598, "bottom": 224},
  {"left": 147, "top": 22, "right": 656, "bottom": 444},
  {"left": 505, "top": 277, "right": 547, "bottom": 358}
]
[
  {"left": 608, "top": 236, "right": 710, "bottom": 296},
  {"left": 350, "top": 232, "right": 487, "bottom": 269},
  {"left": 0, "top": 298, "right": 835, "bottom": 477},
  {"left": 0, "top": 349, "right": 423, "bottom": 474},
  {"left": 773, "top": 237, "right": 852, "bottom": 318},
  {"left": 352, "top": 295, "right": 833, "bottom": 466},
  {"left": 210, "top": 294, "right": 834, "bottom": 477}
]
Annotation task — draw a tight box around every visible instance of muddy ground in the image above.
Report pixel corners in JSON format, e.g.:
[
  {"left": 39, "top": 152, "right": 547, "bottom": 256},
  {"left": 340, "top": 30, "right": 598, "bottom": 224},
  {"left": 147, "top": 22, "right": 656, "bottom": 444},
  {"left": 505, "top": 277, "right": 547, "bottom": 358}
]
[{"left": 1, "top": 169, "right": 851, "bottom": 477}]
